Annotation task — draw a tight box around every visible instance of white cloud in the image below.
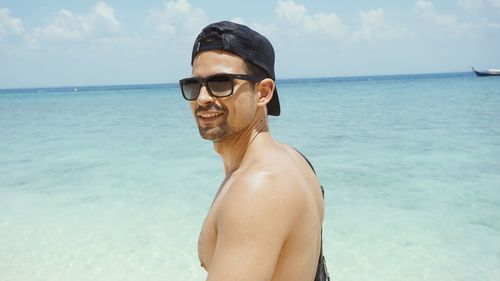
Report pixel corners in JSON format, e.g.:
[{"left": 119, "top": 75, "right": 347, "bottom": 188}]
[
  {"left": 415, "top": 0, "right": 500, "bottom": 36},
  {"left": 275, "top": 0, "right": 347, "bottom": 40},
  {"left": 146, "top": 0, "right": 207, "bottom": 36},
  {"left": 0, "top": 8, "right": 26, "bottom": 40},
  {"left": 249, "top": 23, "right": 280, "bottom": 39},
  {"left": 415, "top": 1, "right": 457, "bottom": 27},
  {"left": 230, "top": 17, "right": 245, "bottom": 25},
  {"left": 275, "top": 1, "right": 404, "bottom": 43},
  {"left": 275, "top": 0, "right": 308, "bottom": 24},
  {"left": 31, "top": 1, "right": 121, "bottom": 42},
  {"left": 352, "top": 9, "right": 405, "bottom": 42},
  {"left": 89, "top": 1, "right": 121, "bottom": 32}
]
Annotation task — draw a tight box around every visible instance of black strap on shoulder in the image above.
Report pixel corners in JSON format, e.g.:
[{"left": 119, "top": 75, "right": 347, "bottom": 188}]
[
  {"left": 294, "top": 148, "right": 317, "bottom": 174},
  {"left": 293, "top": 148, "right": 324, "bottom": 198},
  {"left": 293, "top": 147, "right": 330, "bottom": 281}
]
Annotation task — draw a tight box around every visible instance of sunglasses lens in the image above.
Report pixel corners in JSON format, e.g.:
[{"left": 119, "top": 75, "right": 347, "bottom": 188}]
[
  {"left": 181, "top": 79, "right": 201, "bottom": 100},
  {"left": 207, "top": 76, "right": 233, "bottom": 97}
]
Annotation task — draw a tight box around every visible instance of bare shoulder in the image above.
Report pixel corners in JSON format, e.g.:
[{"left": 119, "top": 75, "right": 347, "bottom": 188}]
[
  {"left": 217, "top": 165, "right": 302, "bottom": 231},
  {"left": 216, "top": 144, "right": 318, "bottom": 231},
  {"left": 207, "top": 143, "right": 324, "bottom": 281}
]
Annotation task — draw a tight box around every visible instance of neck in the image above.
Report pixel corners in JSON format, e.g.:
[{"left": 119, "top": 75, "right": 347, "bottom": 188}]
[{"left": 214, "top": 113, "right": 270, "bottom": 176}]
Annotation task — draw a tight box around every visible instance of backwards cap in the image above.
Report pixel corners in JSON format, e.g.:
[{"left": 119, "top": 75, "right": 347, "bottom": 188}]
[{"left": 191, "top": 21, "right": 280, "bottom": 116}]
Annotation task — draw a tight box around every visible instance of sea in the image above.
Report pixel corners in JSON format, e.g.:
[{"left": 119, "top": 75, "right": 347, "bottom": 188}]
[{"left": 1, "top": 72, "right": 499, "bottom": 281}]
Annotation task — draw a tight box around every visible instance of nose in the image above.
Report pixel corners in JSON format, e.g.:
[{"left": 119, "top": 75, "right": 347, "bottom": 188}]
[{"left": 196, "top": 84, "right": 215, "bottom": 106}]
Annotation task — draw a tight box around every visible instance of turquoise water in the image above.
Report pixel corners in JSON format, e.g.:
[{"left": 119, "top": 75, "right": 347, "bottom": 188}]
[{"left": 1, "top": 73, "right": 499, "bottom": 281}]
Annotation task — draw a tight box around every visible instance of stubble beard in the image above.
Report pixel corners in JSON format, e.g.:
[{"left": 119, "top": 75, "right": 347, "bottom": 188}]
[
  {"left": 198, "top": 118, "right": 249, "bottom": 144},
  {"left": 198, "top": 122, "right": 230, "bottom": 142},
  {"left": 195, "top": 102, "right": 254, "bottom": 143},
  {"left": 195, "top": 103, "right": 231, "bottom": 142}
]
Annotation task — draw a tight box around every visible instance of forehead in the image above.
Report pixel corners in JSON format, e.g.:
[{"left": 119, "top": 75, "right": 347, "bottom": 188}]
[{"left": 191, "top": 50, "right": 247, "bottom": 78}]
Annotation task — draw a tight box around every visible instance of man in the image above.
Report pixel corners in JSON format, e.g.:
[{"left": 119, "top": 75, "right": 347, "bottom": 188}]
[{"left": 179, "top": 21, "right": 329, "bottom": 281}]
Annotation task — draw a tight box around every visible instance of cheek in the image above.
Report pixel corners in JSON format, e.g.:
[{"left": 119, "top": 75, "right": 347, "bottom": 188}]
[{"left": 232, "top": 93, "right": 256, "bottom": 122}]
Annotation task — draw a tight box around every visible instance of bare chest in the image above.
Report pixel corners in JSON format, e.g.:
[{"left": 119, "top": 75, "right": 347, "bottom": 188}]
[
  {"left": 198, "top": 203, "right": 218, "bottom": 270},
  {"left": 198, "top": 176, "right": 234, "bottom": 270}
]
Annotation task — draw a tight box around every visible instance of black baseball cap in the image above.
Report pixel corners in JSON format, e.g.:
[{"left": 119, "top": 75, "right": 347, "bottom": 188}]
[{"left": 191, "top": 21, "right": 280, "bottom": 116}]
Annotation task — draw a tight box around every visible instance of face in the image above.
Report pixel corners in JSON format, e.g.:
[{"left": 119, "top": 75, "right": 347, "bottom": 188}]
[{"left": 190, "top": 50, "right": 258, "bottom": 142}]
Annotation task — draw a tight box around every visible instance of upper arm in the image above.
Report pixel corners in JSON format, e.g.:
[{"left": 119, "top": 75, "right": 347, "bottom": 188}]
[{"left": 206, "top": 173, "right": 296, "bottom": 281}]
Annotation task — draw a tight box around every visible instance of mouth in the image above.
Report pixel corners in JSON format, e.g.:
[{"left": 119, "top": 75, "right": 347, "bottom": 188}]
[{"left": 197, "top": 111, "right": 225, "bottom": 122}]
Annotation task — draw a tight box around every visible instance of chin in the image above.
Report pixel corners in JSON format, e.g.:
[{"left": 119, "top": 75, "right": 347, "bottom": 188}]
[{"left": 199, "top": 126, "right": 227, "bottom": 142}]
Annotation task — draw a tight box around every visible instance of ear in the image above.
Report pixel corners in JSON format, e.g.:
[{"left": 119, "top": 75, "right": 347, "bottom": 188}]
[{"left": 256, "top": 78, "right": 275, "bottom": 108}]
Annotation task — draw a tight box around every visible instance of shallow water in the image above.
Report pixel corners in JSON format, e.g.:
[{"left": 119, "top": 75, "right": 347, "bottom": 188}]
[{"left": 1, "top": 73, "right": 499, "bottom": 280}]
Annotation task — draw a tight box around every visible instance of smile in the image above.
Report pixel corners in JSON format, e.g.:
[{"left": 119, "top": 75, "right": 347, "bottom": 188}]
[{"left": 197, "top": 111, "right": 224, "bottom": 120}]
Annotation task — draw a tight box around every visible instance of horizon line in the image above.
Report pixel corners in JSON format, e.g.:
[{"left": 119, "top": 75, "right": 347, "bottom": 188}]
[{"left": 0, "top": 71, "right": 472, "bottom": 92}]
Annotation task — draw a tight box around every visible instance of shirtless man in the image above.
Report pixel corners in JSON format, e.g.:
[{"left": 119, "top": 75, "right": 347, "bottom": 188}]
[{"left": 179, "top": 21, "right": 329, "bottom": 281}]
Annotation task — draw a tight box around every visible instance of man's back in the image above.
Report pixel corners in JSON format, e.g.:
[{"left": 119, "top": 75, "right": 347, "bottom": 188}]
[{"left": 198, "top": 136, "right": 324, "bottom": 281}]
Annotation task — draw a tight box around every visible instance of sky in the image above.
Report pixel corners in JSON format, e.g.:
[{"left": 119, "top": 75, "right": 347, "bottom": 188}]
[{"left": 1, "top": 0, "right": 499, "bottom": 88}]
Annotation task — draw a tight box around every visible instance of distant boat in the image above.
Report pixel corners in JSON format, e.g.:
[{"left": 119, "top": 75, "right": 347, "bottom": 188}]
[{"left": 472, "top": 67, "right": 500, "bottom": 77}]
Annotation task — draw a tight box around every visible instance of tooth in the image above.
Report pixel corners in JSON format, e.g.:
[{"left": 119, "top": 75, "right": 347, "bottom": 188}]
[{"left": 199, "top": 112, "right": 222, "bottom": 118}]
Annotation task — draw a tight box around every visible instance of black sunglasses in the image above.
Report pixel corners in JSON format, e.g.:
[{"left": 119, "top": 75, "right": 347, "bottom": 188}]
[{"left": 179, "top": 73, "right": 262, "bottom": 101}]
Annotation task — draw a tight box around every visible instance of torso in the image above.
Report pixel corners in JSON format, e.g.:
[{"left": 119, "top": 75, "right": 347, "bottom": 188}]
[{"left": 198, "top": 143, "right": 324, "bottom": 281}]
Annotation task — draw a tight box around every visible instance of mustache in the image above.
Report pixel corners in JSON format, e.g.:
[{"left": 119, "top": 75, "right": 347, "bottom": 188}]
[{"left": 195, "top": 104, "right": 225, "bottom": 114}]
